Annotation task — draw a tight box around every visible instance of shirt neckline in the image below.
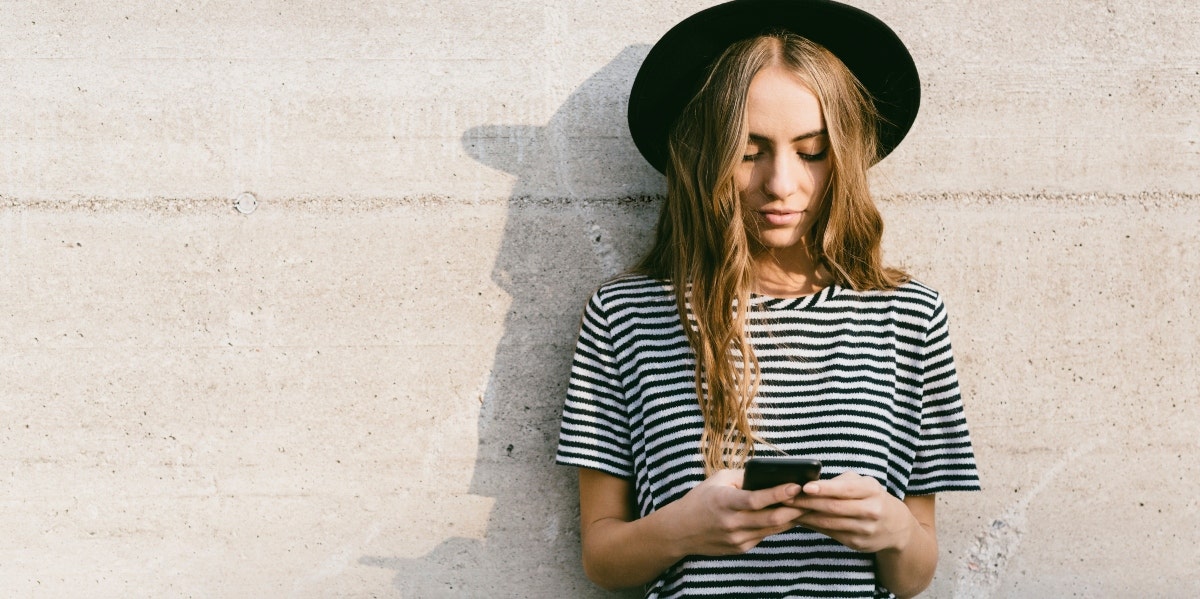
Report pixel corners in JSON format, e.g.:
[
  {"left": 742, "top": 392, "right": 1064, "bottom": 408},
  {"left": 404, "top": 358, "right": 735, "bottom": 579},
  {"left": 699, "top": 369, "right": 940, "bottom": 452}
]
[{"left": 748, "top": 284, "right": 838, "bottom": 311}]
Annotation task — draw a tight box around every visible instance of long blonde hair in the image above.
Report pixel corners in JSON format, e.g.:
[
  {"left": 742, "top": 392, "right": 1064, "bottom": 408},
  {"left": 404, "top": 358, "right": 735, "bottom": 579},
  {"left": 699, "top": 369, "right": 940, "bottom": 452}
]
[{"left": 635, "top": 33, "right": 909, "bottom": 474}]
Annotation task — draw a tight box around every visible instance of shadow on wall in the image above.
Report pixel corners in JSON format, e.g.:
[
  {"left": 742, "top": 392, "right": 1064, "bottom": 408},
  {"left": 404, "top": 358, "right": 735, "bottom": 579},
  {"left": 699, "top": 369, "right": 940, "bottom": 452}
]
[{"left": 359, "top": 46, "right": 658, "bottom": 596}]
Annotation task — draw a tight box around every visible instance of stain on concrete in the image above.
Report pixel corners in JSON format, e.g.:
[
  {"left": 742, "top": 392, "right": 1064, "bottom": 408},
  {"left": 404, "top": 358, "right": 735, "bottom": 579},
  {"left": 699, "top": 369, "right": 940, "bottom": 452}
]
[
  {"left": 952, "top": 440, "right": 1103, "bottom": 598},
  {"left": 581, "top": 205, "right": 623, "bottom": 277}
]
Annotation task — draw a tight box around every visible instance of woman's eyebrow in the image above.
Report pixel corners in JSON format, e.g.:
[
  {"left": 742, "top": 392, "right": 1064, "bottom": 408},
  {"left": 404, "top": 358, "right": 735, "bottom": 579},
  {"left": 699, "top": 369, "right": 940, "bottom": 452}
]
[{"left": 746, "top": 129, "right": 828, "bottom": 144}]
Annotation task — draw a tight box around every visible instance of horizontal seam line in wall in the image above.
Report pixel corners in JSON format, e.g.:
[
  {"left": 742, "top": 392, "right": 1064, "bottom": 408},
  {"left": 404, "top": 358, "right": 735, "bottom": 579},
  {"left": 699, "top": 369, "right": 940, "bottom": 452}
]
[{"left": 4, "top": 193, "right": 1200, "bottom": 212}]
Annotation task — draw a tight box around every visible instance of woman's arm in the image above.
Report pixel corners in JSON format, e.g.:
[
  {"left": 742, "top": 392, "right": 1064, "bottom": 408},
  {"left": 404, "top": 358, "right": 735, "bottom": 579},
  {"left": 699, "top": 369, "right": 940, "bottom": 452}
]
[
  {"left": 787, "top": 473, "right": 938, "bottom": 599},
  {"left": 577, "top": 467, "right": 807, "bottom": 590},
  {"left": 876, "top": 494, "right": 937, "bottom": 598}
]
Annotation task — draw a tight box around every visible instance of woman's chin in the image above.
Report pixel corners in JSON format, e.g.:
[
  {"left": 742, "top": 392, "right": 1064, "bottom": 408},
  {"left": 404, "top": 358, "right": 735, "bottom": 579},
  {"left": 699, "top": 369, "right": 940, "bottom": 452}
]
[{"left": 754, "top": 232, "right": 806, "bottom": 252}]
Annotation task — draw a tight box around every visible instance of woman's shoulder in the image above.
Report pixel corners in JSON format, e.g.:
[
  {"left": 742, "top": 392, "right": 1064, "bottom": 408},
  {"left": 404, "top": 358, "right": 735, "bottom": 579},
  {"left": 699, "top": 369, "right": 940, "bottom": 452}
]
[
  {"left": 833, "top": 279, "right": 947, "bottom": 314},
  {"left": 591, "top": 272, "right": 675, "bottom": 304},
  {"left": 580, "top": 273, "right": 679, "bottom": 326},
  {"left": 894, "top": 278, "right": 944, "bottom": 306}
]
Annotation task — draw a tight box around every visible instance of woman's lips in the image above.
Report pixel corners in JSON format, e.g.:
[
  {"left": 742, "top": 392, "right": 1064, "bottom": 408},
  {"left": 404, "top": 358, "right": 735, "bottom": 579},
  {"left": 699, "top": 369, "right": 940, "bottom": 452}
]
[{"left": 760, "top": 210, "right": 803, "bottom": 226}]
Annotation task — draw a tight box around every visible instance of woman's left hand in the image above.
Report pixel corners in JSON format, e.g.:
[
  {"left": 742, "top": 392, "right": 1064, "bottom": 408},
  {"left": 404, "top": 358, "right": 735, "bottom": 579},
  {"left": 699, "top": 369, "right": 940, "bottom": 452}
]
[{"left": 780, "top": 471, "right": 919, "bottom": 553}]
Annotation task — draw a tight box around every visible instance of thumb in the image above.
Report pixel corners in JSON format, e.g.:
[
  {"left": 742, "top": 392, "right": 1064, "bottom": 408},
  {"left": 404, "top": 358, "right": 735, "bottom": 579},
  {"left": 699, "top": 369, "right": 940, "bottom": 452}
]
[{"left": 740, "top": 483, "right": 802, "bottom": 511}]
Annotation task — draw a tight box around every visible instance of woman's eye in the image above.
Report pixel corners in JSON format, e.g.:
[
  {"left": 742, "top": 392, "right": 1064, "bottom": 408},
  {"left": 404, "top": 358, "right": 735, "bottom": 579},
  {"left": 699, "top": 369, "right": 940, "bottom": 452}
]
[
  {"left": 742, "top": 152, "right": 762, "bottom": 162},
  {"left": 799, "top": 148, "right": 829, "bottom": 162}
]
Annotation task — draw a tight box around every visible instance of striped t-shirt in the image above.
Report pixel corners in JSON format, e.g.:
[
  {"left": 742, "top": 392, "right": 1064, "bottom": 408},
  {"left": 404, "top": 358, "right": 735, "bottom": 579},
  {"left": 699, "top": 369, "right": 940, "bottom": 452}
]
[{"left": 556, "top": 274, "right": 980, "bottom": 599}]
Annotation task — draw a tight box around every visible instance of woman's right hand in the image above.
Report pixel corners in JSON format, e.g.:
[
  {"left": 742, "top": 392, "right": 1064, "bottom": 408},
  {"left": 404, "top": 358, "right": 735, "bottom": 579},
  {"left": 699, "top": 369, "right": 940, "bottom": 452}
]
[
  {"left": 660, "top": 469, "right": 806, "bottom": 555},
  {"left": 578, "top": 467, "right": 804, "bottom": 590}
]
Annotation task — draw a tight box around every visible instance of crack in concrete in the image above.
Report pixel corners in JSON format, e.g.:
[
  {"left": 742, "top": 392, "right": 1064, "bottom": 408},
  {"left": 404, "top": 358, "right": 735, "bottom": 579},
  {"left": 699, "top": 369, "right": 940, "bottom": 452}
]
[
  {"left": 5, "top": 192, "right": 1199, "bottom": 213},
  {"left": 952, "top": 440, "right": 1103, "bottom": 598}
]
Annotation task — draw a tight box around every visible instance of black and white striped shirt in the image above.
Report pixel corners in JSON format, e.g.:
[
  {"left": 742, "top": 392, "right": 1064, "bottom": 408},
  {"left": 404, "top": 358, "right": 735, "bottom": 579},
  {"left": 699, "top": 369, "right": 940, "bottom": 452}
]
[{"left": 556, "top": 274, "right": 980, "bottom": 599}]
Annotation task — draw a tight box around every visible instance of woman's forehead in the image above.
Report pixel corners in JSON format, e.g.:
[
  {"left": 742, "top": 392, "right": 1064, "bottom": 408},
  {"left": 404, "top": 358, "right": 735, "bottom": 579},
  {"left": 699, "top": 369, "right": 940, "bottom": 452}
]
[{"left": 744, "top": 66, "right": 825, "bottom": 139}]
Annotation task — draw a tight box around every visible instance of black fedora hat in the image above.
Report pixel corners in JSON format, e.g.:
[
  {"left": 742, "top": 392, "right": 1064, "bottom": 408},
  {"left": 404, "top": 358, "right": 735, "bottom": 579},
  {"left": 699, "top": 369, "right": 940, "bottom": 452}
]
[{"left": 628, "top": 0, "right": 920, "bottom": 174}]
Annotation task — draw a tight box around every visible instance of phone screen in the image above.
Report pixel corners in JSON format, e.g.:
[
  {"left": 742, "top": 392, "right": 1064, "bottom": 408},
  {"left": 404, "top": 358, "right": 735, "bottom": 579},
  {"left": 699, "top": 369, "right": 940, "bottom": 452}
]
[{"left": 743, "top": 457, "right": 822, "bottom": 491}]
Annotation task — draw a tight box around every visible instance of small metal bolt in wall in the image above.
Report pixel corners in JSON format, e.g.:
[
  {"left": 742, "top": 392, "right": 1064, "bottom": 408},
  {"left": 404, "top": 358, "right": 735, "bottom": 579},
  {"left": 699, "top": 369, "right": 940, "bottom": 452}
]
[{"left": 234, "top": 192, "right": 258, "bottom": 215}]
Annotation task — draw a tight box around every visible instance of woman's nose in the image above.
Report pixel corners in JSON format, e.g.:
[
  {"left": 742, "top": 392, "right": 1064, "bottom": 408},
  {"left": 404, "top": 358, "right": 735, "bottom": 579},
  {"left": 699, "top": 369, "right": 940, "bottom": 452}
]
[{"left": 764, "top": 155, "right": 802, "bottom": 199}]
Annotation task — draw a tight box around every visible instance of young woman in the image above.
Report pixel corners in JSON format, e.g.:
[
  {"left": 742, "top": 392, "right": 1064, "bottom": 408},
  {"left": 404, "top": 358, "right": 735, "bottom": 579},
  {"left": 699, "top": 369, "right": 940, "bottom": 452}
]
[{"left": 556, "top": 1, "right": 980, "bottom": 597}]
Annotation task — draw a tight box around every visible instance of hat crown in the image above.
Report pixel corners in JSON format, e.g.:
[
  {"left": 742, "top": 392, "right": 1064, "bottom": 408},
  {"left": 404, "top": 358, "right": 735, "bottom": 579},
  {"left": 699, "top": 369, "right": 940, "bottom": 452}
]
[{"left": 628, "top": 0, "right": 920, "bottom": 174}]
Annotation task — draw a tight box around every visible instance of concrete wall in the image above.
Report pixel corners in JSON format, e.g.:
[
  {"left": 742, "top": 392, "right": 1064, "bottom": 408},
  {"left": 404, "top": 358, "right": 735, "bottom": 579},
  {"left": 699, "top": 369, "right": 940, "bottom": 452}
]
[{"left": 2, "top": 1, "right": 1197, "bottom": 597}]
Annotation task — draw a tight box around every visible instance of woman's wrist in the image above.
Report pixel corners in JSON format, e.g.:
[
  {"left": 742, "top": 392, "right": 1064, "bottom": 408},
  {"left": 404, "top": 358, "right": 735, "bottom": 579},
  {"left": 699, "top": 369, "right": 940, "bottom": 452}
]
[
  {"left": 641, "top": 500, "right": 693, "bottom": 563},
  {"left": 879, "top": 503, "right": 922, "bottom": 555}
]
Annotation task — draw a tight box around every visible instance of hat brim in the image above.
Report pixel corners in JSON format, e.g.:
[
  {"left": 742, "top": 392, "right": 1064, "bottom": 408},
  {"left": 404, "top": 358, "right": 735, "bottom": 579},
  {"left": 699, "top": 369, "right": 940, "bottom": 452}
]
[{"left": 628, "top": 0, "right": 920, "bottom": 174}]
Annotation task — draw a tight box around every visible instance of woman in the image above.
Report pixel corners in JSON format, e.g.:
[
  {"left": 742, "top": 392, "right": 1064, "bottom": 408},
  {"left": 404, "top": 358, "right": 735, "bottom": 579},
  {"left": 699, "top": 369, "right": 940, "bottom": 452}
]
[{"left": 556, "top": 1, "right": 980, "bottom": 597}]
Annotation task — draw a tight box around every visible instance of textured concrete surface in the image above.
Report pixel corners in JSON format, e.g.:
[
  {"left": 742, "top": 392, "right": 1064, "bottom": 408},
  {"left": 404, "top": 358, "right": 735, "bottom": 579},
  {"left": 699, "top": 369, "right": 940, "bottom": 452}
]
[{"left": 2, "top": 1, "right": 1199, "bottom": 597}]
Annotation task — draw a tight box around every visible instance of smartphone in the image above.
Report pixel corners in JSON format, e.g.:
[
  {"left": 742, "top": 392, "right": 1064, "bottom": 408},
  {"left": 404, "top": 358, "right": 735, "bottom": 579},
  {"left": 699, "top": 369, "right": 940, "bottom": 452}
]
[{"left": 743, "top": 457, "right": 822, "bottom": 491}]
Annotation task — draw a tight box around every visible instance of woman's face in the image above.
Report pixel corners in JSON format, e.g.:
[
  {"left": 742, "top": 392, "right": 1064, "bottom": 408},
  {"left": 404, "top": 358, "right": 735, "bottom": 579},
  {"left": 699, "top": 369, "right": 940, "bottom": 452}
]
[{"left": 735, "top": 65, "right": 831, "bottom": 254}]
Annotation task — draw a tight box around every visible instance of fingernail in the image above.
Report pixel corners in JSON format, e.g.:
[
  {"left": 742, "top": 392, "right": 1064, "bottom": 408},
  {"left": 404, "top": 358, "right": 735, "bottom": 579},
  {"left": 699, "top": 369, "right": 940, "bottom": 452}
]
[
  {"left": 803, "top": 483, "right": 819, "bottom": 494},
  {"left": 786, "top": 484, "right": 801, "bottom": 495}
]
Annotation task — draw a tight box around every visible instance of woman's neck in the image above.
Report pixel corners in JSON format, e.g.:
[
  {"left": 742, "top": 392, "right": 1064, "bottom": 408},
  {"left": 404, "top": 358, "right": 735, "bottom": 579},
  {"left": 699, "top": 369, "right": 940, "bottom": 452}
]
[{"left": 752, "top": 244, "right": 829, "bottom": 297}]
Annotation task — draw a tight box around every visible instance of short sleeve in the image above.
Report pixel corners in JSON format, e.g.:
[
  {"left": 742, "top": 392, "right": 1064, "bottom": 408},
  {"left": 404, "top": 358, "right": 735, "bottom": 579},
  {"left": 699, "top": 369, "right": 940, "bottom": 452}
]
[
  {"left": 555, "top": 290, "right": 634, "bottom": 479},
  {"left": 907, "top": 296, "right": 982, "bottom": 495}
]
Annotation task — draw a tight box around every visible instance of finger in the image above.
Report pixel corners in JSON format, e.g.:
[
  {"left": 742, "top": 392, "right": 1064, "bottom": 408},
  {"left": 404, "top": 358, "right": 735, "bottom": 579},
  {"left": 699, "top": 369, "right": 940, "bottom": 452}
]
[
  {"left": 791, "top": 517, "right": 873, "bottom": 553},
  {"left": 802, "top": 473, "right": 881, "bottom": 499},
  {"left": 744, "top": 505, "right": 806, "bottom": 532},
  {"left": 775, "top": 485, "right": 843, "bottom": 508},
  {"left": 737, "top": 484, "right": 803, "bottom": 511},
  {"left": 796, "top": 512, "right": 872, "bottom": 536},
  {"left": 787, "top": 495, "right": 870, "bottom": 518}
]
